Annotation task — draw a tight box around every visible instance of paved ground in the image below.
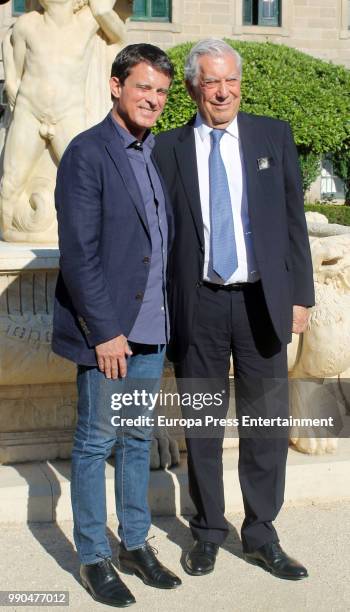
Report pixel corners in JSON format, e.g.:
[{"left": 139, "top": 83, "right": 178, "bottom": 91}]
[{"left": 1, "top": 501, "right": 349, "bottom": 612}]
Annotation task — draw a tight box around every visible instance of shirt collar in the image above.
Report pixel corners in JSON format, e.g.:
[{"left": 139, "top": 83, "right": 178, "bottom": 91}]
[
  {"left": 110, "top": 111, "right": 155, "bottom": 150},
  {"left": 194, "top": 112, "right": 239, "bottom": 141}
]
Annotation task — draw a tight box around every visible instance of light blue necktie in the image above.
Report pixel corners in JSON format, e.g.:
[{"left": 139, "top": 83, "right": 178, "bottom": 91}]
[{"left": 209, "top": 129, "right": 238, "bottom": 282}]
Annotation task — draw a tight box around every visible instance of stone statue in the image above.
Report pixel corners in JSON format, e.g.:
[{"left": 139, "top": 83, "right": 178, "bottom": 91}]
[
  {"left": 2, "top": 221, "right": 350, "bottom": 464},
  {"left": 288, "top": 217, "right": 350, "bottom": 454},
  {"left": 0, "top": 0, "right": 131, "bottom": 243}
]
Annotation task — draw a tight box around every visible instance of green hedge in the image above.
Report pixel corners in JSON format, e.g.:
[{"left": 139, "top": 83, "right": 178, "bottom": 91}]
[
  {"left": 305, "top": 204, "right": 350, "bottom": 226},
  {"left": 155, "top": 41, "right": 350, "bottom": 196}
]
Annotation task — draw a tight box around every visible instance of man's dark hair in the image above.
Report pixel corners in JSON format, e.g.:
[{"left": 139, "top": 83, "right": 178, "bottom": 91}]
[{"left": 111, "top": 43, "right": 174, "bottom": 84}]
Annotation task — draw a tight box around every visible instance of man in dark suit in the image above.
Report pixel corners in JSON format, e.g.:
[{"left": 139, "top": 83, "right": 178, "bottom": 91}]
[
  {"left": 52, "top": 44, "right": 181, "bottom": 607},
  {"left": 154, "top": 39, "right": 315, "bottom": 581}
]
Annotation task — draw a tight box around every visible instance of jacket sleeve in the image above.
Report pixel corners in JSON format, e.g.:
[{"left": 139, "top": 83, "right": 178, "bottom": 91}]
[
  {"left": 55, "top": 143, "right": 122, "bottom": 347},
  {"left": 283, "top": 122, "right": 315, "bottom": 307}
]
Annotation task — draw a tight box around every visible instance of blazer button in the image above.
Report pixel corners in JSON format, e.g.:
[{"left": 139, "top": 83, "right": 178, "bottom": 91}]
[
  {"left": 135, "top": 292, "right": 144, "bottom": 301},
  {"left": 200, "top": 245, "right": 204, "bottom": 253},
  {"left": 143, "top": 256, "right": 151, "bottom": 264},
  {"left": 196, "top": 281, "right": 203, "bottom": 288}
]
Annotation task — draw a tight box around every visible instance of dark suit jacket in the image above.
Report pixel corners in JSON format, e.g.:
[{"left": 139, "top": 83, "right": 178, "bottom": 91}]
[
  {"left": 52, "top": 114, "right": 174, "bottom": 366},
  {"left": 153, "top": 112, "right": 315, "bottom": 362}
]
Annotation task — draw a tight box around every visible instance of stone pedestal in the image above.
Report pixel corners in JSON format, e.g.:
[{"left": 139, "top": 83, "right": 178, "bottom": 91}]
[
  {"left": 0, "top": 242, "right": 76, "bottom": 464},
  {"left": 1, "top": 229, "right": 349, "bottom": 464},
  {"left": 0, "top": 383, "right": 77, "bottom": 464}
]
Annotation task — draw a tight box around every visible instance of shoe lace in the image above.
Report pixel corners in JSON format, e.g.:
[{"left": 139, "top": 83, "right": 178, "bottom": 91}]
[{"left": 95, "top": 558, "right": 115, "bottom": 578}]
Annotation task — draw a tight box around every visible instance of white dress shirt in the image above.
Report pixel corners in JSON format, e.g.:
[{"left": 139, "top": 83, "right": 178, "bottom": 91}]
[{"left": 194, "top": 113, "right": 259, "bottom": 284}]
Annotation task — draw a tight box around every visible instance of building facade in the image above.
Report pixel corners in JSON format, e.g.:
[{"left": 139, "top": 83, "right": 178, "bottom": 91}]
[
  {"left": 128, "top": 0, "right": 350, "bottom": 68},
  {"left": 0, "top": 0, "right": 349, "bottom": 201},
  {"left": 0, "top": 0, "right": 349, "bottom": 75}
]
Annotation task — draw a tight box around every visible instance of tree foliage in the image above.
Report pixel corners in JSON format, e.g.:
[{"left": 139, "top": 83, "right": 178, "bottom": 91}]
[{"left": 155, "top": 41, "right": 350, "bottom": 197}]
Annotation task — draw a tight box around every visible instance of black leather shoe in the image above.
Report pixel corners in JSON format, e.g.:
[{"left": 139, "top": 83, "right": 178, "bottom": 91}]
[
  {"left": 244, "top": 542, "right": 308, "bottom": 580},
  {"left": 184, "top": 541, "right": 219, "bottom": 576},
  {"left": 117, "top": 542, "right": 182, "bottom": 589},
  {"left": 80, "top": 559, "right": 136, "bottom": 607}
]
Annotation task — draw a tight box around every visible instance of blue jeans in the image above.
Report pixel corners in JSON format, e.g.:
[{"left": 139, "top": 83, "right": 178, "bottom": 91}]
[{"left": 71, "top": 343, "right": 165, "bottom": 565}]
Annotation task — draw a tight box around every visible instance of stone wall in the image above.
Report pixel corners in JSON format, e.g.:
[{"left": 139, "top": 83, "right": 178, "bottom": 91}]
[
  {"left": 0, "top": 0, "right": 348, "bottom": 203},
  {"left": 125, "top": 0, "right": 350, "bottom": 67},
  {"left": 0, "top": 0, "right": 349, "bottom": 81}
]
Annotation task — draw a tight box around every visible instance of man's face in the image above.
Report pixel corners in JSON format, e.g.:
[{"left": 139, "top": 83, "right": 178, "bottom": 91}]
[
  {"left": 187, "top": 53, "right": 241, "bottom": 129},
  {"left": 110, "top": 62, "right": 171, "bottom": 138}
]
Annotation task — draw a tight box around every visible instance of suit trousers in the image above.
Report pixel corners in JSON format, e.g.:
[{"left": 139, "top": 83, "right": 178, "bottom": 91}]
[{"left": 175, "top": 281, "right": 289, "bottom": 553}]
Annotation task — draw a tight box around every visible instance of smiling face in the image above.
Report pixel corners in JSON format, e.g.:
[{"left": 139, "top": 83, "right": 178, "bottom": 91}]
[
  {"left": 187, "top": 53, "right": 241, "bottom": 129},
  {"left": 110, "top": 62, "right": 171, "bottom": 140}
]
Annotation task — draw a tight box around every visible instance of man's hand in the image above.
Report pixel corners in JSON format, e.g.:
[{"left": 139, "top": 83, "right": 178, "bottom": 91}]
[
  {"left": 95, "top": 335, "right": 133, "bottom": 379},
  {"left": 292, "top": 305, "right": 309, "bottom": 334}
]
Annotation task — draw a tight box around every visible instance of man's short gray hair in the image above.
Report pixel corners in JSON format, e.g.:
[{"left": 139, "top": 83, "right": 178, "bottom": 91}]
[{"left": 184, "top": 39, "right": 242, "bottom": 85}]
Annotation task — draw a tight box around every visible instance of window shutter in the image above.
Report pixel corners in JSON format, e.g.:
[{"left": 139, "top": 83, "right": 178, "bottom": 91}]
[
  {"left": 133, "top": 0, "right": 148, "bottom": 19},
  {"left": 258, "top": 0, "right": 279, "bottom": 26},
  {"left": 13, "top": 0, "right": 26, "bottom": 14},
  {"left": 132, "top": 0, "right": 170, "bottom": 21},
  {"left": 243, "top": 0, "right": 253, "bottom": 25},
  {"left": 151, "top": 0, "right": 169, "bottom": 19}
]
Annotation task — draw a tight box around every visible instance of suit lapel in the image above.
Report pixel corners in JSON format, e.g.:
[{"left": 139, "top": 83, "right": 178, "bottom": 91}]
[
  {"left": 174, "top": 121, "right": 204, "bottom": 247},
  {"left": 237, "top": 112, "right": 260, "bottom": 219},
  {"left": 101, "top": 116, "right": 150, "bottom": 238},
  {"left": 151, "top": 152, "right": 174, "bottom": 249}
]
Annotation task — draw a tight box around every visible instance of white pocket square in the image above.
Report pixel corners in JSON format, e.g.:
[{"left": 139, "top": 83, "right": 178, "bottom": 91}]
[{"left": 257, "top": 157, "right": 274, "bottom": 170}]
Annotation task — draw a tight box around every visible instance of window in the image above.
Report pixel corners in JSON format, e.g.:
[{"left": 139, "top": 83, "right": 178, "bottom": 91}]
[
  {"left": 321, "top": 156, "right": 345, "bottom": 202},
  {"left": 12, "top": 0, "right": 26, "bottom": 16},
  {"left": 132, "top": 0, "right": 171, "bottom": 22},
  {"left": 243, "top": 0, "right": 280, "bottom": 27}
]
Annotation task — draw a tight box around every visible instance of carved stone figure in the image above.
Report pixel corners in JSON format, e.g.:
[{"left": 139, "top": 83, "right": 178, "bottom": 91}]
[
  {"left": 288, "top": 221, "right": 350, "bottom": 454},
  {"left": 306, "top": 211, "right": 350, "bottom": 237},
  {"left": 0, "top": 247, "right": 180, "bottom": 467},
  {"left": 0, "top": 0, "right": 131, "bottom": 243},
  {"left": 1, "top": 222, "right": 350, "bottom": 464}
]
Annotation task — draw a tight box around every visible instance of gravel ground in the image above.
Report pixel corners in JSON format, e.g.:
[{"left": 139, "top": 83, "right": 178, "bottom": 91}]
[{"left": 1, "top": 501, "right": 349, "bottom": 612}]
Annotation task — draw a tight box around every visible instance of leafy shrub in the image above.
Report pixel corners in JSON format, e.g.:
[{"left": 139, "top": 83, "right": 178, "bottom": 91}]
[
  {"left": 333, "top": 148, "right": 350, "bottom": 204},
  {"left": 304, "top": 204, "right": 350, "bottom": 226},
  {"left": 298, "top": 152, "right": 321, "bottom": 194},
  {"left": 155, "top": 41, "right": 350, "bottom": 196}
]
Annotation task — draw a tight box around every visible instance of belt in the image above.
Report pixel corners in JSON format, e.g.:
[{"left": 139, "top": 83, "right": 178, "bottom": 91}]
[{"left": 202, "top": 280, "right": 259, "bottom": 291}]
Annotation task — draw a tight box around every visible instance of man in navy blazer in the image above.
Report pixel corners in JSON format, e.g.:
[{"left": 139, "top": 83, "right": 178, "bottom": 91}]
[
  {"left": 52, "top": 44, "right": 181, "bottom": 607},
  {"left": 154, "top": 39, "right": 315, "bottom": 581}
]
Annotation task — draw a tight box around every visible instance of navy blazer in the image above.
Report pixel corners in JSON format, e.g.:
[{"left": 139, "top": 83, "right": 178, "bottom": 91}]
[
  {"left": 52, "top": 114, "right": 174, "bottom": 365},
  {"left": 153, "top": 112, "right": 315, "bottom": 362}
]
